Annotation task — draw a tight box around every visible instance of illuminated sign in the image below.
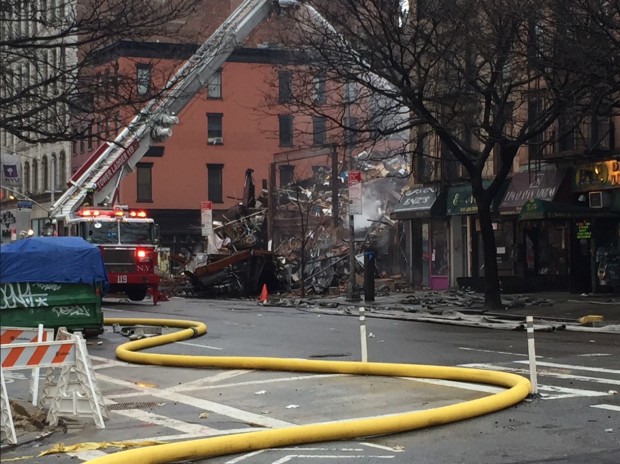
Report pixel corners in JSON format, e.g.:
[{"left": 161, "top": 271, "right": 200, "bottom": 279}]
[{"left": 574, "top": 160, "right": 620, "bottom": 191}]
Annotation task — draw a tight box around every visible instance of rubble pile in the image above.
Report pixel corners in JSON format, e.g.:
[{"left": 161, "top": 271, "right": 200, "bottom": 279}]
[{"left": 171, "top": 154, "right": 412, "bottom": 297}]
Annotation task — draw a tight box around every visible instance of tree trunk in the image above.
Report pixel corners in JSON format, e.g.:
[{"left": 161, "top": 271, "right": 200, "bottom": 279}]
[{"left": 476, "top": 194, "right": 503, "bottom": 309}]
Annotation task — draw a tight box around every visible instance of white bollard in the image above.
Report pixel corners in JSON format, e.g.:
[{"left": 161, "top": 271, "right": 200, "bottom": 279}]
[
  {"left": 359, "top": 307, "right": 368, "bottom": 362},
  {"left": 526, "top": 316, "right": 538, "bottom": 395}
]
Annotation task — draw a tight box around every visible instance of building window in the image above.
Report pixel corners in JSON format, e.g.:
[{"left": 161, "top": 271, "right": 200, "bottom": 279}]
[
  {"left": 278, "top": 114, "right": 293, "bottom": 147},
  {"left": 344, "top": 116, "right": 358, "bottom": 147},
  {"left": 312, "top": 116, "right": 326, "bottom": 146},
  {"left": 278, "top": 70, "right": 292, "bottom": 104},
  {"left": 42, "top": 156, "right": 49, "bottom": 192},
  {"left": 313, "top": 74, "right": 326, "bottom": 104},
  {"left": 32, "top": 160, "right": 38, "bottom": 193},
  {"left": 58, "top": 152, "right": 66, "bottom": 186},
  {"left": 23, "top": 162, "right": 30, "bottom": 193},
  {"left": 344, "top": 81, "right": 357, "bottom": 104},
  {"left": 207, "top": 69, "right": 222, "bottom": 99},
  {"left": 136, "top": 163, "right": 153, "bottom": 202},
  {"left": 136, "top": 64, "right": 152, "bottom": 96},
  {"left": 528, "top": 98, "right": 544, "bottom": 159},
  {"left": 279, "top": 165, "right": 294, "bottom": 187},
  {"left": 207, "top": 113, "right": 223, "bottom": 144},
  {"left": 207, "top": 163, "right": 223, "bottom": 203}
]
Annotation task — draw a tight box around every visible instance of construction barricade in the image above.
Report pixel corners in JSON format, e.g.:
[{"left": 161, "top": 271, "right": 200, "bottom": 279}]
[{"left": 0, "top": 326, "right": 107, "bottom": 445}]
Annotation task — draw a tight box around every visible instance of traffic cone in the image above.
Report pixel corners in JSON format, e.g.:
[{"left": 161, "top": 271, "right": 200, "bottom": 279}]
[{"left": 259, "top": 284, "right": 269, "bottom": 304}]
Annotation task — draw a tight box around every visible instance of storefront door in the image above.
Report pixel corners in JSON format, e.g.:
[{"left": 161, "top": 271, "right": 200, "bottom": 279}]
[{"left": 430, "top": 219, "right": 449, "bottom": 289}]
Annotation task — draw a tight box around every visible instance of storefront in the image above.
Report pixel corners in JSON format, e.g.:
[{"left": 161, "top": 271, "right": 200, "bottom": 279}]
[
  {"left": 445, "top": 182, "right": 511, "bottom": 288},
  {"left": 572, "top": 160, "right": 620, "bottom": 293},
  {"left": 496, "top": 168, "right": 574, "bottom": 292},
  {"left": 391, "top": 185, "right": 448, "bottom": 290}
]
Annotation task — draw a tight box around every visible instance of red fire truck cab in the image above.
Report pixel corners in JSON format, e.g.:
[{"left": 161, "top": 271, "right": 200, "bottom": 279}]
[{"left": 68, "top": 206, "right": 161, "bottom": 302}]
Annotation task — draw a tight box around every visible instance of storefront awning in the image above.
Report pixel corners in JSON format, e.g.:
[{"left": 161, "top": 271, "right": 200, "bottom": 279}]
[
  {"left": 391, "top": 186, "right": 445, "bottom": 219},
  {"left": 499, "top": 169, "right": 568, "bottom": 215},
  {"left": 446, "top": 181, "right": 506, "bottom": 215},
  {"left": 519, "top": 198, "right": 618, "bottom": 220}
]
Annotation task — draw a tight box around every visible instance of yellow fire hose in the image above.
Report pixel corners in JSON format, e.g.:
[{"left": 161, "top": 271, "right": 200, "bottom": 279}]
[{"left": 83, "top": 317, "right": 531, "bottom": 464}]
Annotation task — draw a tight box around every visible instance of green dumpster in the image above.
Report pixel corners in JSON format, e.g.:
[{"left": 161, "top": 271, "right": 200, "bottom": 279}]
[{"left": 0, "top": 237, "right": 108, "bottom": 336}]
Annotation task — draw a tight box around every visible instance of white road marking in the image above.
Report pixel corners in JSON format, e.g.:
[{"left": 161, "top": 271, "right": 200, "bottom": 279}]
[
  {"left": 177, "top": 340, "right": 223, "bottom": 350},
  {"left": 112, "top": 408, "right": 220, "bottom": 434},
  {"left": 459, "top": 347, "right": 534, "bottom": 358},
  {"left": 461, "top": 363, "right": 614, "bottom": 399},
  {"left": 90, "top": 355, "right": 135, "bottom": 369},
  {"left": 133, "top": 427, "right": 267, "bottom": 443},
  {"left": 199, "top": 373, "right": 344, "bottom": 390},
  {"left": 97, "top": 372, "right": 294, "bottom": 427},
  {"left": 272, "top": 455, "right": 393, "bottom": 462},
  {"left": 359, "top": 442, "right": 404, "bottom": 452},
  {"left": 513, "top": 360, "right": 620, "bottom": 375},
  {"left": 578, "top": 353, "right": 613, "bottom": 357},
  {"left": 404, "top": 377, "right": 503, "bottom": 394},
  {"left": 166, "top": 369, "right": 253, "bottom": 392},
  {"left": 226, "top": 450, "right": 266, "bottom": 463},
  {"left": 591, "top": 404, "right": 620, "bottom": 412}
]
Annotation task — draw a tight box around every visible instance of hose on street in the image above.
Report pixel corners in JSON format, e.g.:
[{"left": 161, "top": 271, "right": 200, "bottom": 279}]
[{"left": 85, "top": 317, "right": 531, "bottom": 464}]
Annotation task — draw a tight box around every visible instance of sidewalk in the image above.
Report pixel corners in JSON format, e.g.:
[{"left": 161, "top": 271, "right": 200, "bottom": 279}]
[{"left": 277, "top": 290, "right": 620, "bottom": 333}]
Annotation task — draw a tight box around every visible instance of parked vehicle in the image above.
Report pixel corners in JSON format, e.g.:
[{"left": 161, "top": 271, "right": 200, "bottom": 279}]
[
  {"left": 0, "top": 236, "right": 108, "bottom": 336},
  {"left": 68, "top": 205, "right": 160, "bottom": 302}
]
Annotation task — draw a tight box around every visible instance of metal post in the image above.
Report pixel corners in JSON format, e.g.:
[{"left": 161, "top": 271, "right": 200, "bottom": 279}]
[
  {"left": 359, "top": 307, "right": 368, "bottom": 362},
  {"left": 347, "top": 211, "right": 360, "bottom": 301},
  {"left": 526, "top": 316, "right": 538, "bottom": 395}
]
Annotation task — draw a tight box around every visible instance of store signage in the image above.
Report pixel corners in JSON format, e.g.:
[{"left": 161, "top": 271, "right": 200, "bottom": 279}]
[
  {"left": 574, "top": 160, "right": 620, "bottom": 190},
  {"left": 576, "top": 220, "right": 592, "bottom": 239}
]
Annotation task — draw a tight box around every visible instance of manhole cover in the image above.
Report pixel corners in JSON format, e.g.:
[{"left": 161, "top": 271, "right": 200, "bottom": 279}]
[{"left": 107, "top": 401, "right": 162, "bottom": 411}]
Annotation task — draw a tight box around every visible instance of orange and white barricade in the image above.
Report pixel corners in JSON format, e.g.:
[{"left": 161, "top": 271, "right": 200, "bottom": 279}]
[
  {"left": 1, "top": 325, "right": 55, "bottom": 406},
  {"left": 0, "top": 327, "right": 106, "bottom": 444}
]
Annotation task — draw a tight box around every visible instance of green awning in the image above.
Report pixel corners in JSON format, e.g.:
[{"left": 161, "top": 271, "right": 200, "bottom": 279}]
[
  {"left": 446, "top": 181, "right": 505, "bottom": 215},
  {"left": 518, "top": 199, "right": 613, "bottom": 220}
]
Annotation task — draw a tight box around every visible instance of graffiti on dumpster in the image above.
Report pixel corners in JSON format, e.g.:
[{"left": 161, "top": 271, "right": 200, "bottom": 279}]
[
  {"left": 0, "top": 282, "right": 49, "bottom": 309},
  {"left": 52, "top": 305, "right": 90, "bottom": 318}
]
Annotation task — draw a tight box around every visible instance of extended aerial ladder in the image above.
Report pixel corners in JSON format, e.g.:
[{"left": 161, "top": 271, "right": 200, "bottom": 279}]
[{"left": 50, "top": 0, "right": 279, "bottom": 223}]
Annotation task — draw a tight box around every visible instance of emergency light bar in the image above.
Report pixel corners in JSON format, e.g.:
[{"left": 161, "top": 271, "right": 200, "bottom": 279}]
[{"left": 78, "top": 207, "right": 149, "bottom": 219}]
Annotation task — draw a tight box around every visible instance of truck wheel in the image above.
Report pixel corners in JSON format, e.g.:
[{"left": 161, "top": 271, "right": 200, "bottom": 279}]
[{"left": 127, "top": 286, "right": 147, "bottom": 301}]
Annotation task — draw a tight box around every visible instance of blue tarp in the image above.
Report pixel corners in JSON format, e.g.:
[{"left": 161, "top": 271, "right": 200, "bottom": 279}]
[{"left": 0, "top": 237, "right": 109, "bottom": 288}]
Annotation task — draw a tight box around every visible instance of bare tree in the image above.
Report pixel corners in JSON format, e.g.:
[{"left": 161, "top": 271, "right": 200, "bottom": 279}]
[
  {"left": 271, "top": 0, "right": 619, "bottom": 308},
  {"left": 0, "top": 0, "right": 205, "bottom": 145}
]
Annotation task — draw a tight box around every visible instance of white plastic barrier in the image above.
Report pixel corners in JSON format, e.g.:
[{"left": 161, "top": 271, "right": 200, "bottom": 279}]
[{"left": 0, "top": 327, "right": 107, "bottom": 445}]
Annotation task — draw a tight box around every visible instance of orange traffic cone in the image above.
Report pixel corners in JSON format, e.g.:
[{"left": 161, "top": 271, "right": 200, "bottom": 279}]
[{"left": 259, "top": 284, "right": 269, "bottom": 304}]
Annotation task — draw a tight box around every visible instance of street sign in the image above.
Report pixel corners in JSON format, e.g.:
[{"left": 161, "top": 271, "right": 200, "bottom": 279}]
[
  {"left": 348, "top": 170, "right": 362, "bottom": 215},
  {"left": 17, "top": 200, "right": 32, "bottom": 209},
  {"left": 201, "top": 201, "right": 213, "bottom": 237}
]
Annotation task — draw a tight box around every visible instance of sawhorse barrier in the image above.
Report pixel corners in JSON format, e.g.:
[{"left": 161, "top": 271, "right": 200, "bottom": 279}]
[
  {"left": 1, "top": 326, "right": 55, "bottom": 407},
  {"left": 1, "top": 327, "right": 107, "bottom": 445}
]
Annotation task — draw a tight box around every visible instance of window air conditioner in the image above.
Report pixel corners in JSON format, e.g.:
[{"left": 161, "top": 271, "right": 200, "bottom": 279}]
[
  {"left": 588, "top": 191, "right": 611, "bottom": 208},
  {"left": 208, "top": 137, "right": 223, "bottom": 145}
]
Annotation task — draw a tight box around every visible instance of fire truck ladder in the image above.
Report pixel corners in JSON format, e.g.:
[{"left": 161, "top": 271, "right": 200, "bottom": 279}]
[{"left": 50, "top": 0, "right": 274, "bottom": 223}]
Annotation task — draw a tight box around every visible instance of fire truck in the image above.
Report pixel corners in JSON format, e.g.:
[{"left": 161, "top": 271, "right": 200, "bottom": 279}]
[
  {"left": 49, "top": 0, "right": 291, "bottom": 302},
  {"left": 68, "top": 205, "right": 160, "bottom": 301}
]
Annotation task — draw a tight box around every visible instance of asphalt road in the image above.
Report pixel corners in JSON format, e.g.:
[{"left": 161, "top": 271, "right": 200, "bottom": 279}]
[{"left": 2, "top": 296, "right": 619, "bottom": 463}]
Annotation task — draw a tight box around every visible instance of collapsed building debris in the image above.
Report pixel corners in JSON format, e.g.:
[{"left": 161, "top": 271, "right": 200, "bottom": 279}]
[{"left": 169, "top": 154, "right": 412, "bottom": 298}]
